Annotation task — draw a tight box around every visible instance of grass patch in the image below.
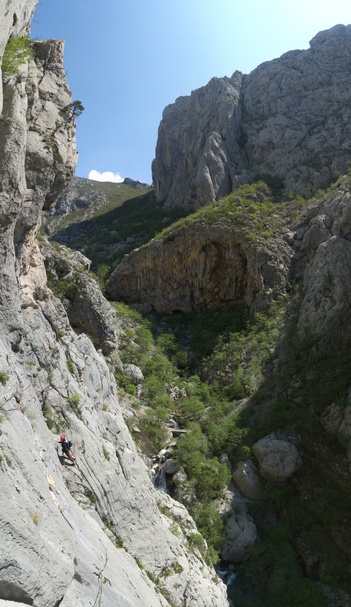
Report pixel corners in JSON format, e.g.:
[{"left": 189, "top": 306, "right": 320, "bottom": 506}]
[
  {"left": 67, "top": 392, "right": 82, "bottom": 416},
  {"left": 0, "top": 371, "right": 9, "bottom": 385},
  {"left": 29, "top": 510, "right": 42, "bottom": 526}
]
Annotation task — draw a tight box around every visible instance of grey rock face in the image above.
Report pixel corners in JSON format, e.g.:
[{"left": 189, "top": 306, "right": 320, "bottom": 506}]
[
  {"left": 0, "top": 34, "right": 77, "bottom": 335},
  {"left": 153, "top": 25, "right": 351, "bottom": 208},
  {"left": 297, "top": 184, "right": 351, "bottom": 352},
  {"left": 152, "top": 71, "right": 246, "bottom": 209}
]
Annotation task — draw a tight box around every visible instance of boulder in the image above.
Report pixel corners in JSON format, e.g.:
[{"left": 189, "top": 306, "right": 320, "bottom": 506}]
[
  {"left": 221, "top": 510, "right": 258, "bottom": 562},
  {"left": 252, "top": 434, "right": 302, "bottom": 482},
  {"left": 123, "top": 363, "right": 144, "bottom": 385},
  {"left": 163, "top": 458, "right": 178, "bottom": 474},
  {"left": 232, "top": 460, "right": 262, "bottom": 499}
]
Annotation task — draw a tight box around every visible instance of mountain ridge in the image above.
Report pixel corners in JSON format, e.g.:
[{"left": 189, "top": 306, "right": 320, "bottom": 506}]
[{"left": 152, "top": 23, "right": 351, "bottom": 209}]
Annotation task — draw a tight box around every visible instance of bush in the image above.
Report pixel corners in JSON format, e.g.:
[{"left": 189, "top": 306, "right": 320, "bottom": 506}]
[
  {"left": 67, "top": 392, "right": 82, "bottom": 416},
  {"left": 115, "top": 373, "right": 136, "bottom": 396},
  {"left": 2, "top": 36, "right": 33, "bottom": 75},
  {"left": 190, "top": 502, "right": 225, "bottom": 560},
  {"left": 0, "top": 371, "right": 9, "bottom": 385},
  {"left": 138, "top": 408, "right": 169, "bottom": 454},
  {"left": 66, "top": 356, "right": 75, "bottom": 374}
]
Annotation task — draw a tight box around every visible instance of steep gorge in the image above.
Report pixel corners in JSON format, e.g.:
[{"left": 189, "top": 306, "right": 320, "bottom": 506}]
[
  {"left": 0, "top": 3, "right": 229, "bottom": 607},
  {"left": 60, "top": 24, "right": 351, "bottom": 607},
  {"left": 4, "top": 6, "right": 351, "bottom": 606}
]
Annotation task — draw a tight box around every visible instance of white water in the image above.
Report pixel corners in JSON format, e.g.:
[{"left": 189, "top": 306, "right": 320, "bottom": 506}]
[{"left": 151, "top": 465, "right": 169, "bottom": 493}]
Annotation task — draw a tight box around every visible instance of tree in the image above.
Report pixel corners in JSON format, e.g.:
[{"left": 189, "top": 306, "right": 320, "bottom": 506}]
[{"left": 65, "top": 100, "right": 85, "bottom": 119}]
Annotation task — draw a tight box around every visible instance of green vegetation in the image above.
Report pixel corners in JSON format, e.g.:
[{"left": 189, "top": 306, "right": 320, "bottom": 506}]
[
  {"left": 66, "top": 356, "right": 75, "bottom": 374},
  {"left": 67, "top": 392, "right": 82, "bottom": 416},
  {"left": 47, "top": 187, "right": 189, "bottom": 283},
  {"left": 86, "top": 489, "right": 97, "bottom": 505},
  {"left": 115, "top": 372, "right": 136, "bottom": 396},
  {"left": 151, "top": 182, "right": 287, "bottom": 246},
  {"left": 232, "top": 522, "right": 327, "bottom": 607},
  {"left": 134, "top": 556, "right": 145, "bottom": 569},
  {"left": 102, "top": 445, "right": 110, "bottom": 461},
  {"left": 47, "top": 270, "right": 79, "bottom": 302},
  {"left": 2, "top": 36, "right": 33, "bottom": 76},
  {"left": 0, "top": 371, "right": 9, "bottom": 385},
  {"left": 67, "top": 100, "right": 84, "bottom": 119},
  {"left": 111, "top": 300, "right": 269, "bottom": 559}
]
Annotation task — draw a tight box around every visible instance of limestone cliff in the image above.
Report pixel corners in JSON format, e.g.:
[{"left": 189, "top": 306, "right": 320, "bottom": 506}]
[
  {"left": 106, "top": 185, "right": 293, "bottom": 313},
  {"left": 0, "top": 4, "right": 229, "bottom": 607},
  {"left": 153, "top": 24, "right": 351, "bottom": 209}
]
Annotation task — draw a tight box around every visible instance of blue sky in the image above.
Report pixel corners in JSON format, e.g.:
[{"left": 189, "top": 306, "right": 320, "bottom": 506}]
[{"left": 31, "top": 0, "right": 351, "bottom": 184}]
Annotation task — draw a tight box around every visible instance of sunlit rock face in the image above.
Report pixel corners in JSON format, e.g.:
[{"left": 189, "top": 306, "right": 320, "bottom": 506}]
[
  {"left": 152, "top": 71, "right": 246, "bottom": 210},
  {"left": 153, "top": 25, "right": 351, "bottom": 209}
]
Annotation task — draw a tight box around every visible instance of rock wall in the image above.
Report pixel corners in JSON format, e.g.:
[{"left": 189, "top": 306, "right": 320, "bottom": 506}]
[
  {"left": 0, "top": 6, "right": 229, "bottom": 607},
  {"left": 153, "top": 24, "right": 351, "bottom": 208},
  {"left": 106, "top": 199, "right": 292, "bottom": 313},
  {"left": 152, "top": 71, "right": 247, "bottom": 209}
]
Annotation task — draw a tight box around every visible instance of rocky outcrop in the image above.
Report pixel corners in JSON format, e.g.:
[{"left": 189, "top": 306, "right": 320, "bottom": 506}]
[
  {"left": 153, "top": 24, "right": 351, "bottom": 208},
  {"left": 0, "top": 7, "right": 229, "bottom": 607},
  {"left": 44, "top": 176, "right": 151, "bottom": 240},
  {"left": 221, "top": 511, "right": 258, "bottom": 562},
  {"left": 216, "top": 485, "right": 259, "bottom": 562},
  {"left": 297, "top": 181, "right": 351, "bottom": 353},
  {"left": 106, "top": 209, "right": 292, "bottom": 313},
  {"left": 0, "top": 32, "right": 77, "bottom": 336},
  {"left": 42, "top": 240, "right": 119, "bottom": 353}
]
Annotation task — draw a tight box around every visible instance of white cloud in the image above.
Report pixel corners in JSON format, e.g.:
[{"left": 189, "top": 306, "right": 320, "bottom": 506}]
[{"left": 88, "top": 170, "right": 124, "bottom": 183}]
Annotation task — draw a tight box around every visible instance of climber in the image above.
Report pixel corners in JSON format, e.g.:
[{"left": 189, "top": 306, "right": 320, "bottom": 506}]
[{"left": 58, "top": 434, "right": 76, "bottom": 464}]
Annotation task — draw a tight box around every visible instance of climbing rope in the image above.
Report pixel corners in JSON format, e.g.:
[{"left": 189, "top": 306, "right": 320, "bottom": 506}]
[{"left": 92, "top": 543, "right": 108, "bottom": 607}]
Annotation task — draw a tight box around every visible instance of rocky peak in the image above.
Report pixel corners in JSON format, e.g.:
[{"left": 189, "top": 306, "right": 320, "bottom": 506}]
[
  {"left": 153, "top": 24, "right": 351, "bottom": 209},
  {"left": 309, "top": 23, "right": 351, "bottom": 53},
  {"left": 152, "top": 70, "right": 245, "bottom": 209}
]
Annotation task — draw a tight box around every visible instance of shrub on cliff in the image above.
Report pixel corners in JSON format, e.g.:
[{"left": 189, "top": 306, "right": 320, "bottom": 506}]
[{"left": 2, "top": 36, "right": 33, "bottom": 76}]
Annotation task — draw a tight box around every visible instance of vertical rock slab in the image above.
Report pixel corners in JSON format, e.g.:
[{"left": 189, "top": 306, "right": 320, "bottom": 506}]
[{"left": 152, "top": 71, "right": 246, "bottom": 209}]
